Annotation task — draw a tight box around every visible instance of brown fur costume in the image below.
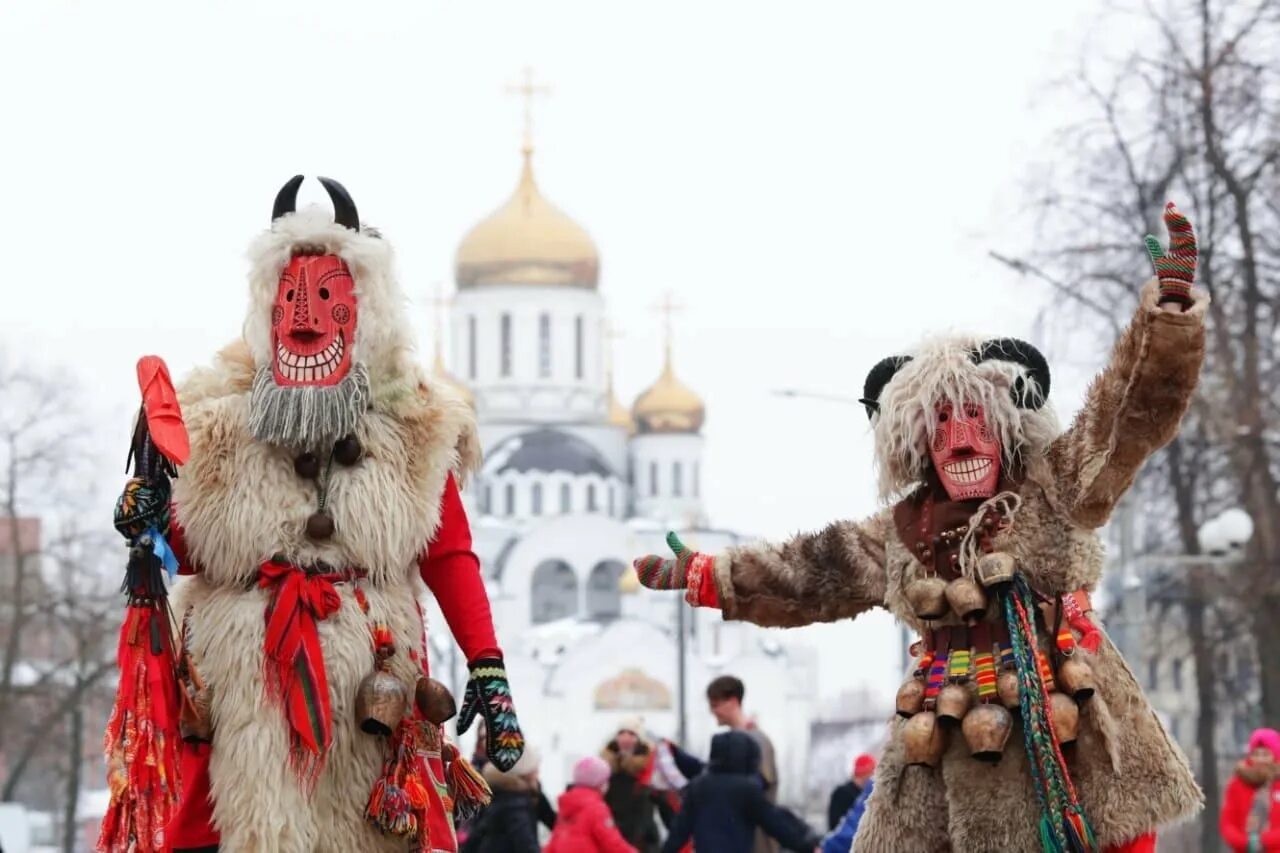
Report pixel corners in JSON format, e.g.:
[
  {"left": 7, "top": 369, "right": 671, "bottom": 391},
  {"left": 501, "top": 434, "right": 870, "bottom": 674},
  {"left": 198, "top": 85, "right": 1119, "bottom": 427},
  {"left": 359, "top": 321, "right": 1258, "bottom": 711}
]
[{"left": 711, "top": 282, "right": 1206, "bottom": 851}]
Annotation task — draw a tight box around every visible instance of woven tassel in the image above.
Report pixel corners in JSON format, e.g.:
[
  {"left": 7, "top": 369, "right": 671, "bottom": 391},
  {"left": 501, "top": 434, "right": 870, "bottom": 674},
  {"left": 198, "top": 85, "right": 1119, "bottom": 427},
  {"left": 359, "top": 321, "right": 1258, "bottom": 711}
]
[
  {"left": 1062, "top": 591, "right": 1103, "bottom": 654},
  {"left": 1064, "top": 807, "right": 1097, "bottom": 853},
  {"left": 366, "top": 720, "right": 428, "bottom": 843},
  {"left": 1055, "top": 624, "right": 1075, "bottom": 655},
  {"left": 444, "top": 742, "right": 492, "bottom": 822}
]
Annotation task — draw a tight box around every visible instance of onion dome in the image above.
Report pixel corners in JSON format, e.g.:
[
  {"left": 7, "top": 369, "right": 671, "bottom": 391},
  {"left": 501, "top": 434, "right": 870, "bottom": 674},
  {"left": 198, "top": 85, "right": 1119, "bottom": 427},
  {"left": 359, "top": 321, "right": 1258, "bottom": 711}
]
[
  {"left": 632, "top": 344, "right": 705, "bottom": 434},
  {"left": 455, "top": 148, "right": 599, "bottom": 289}
]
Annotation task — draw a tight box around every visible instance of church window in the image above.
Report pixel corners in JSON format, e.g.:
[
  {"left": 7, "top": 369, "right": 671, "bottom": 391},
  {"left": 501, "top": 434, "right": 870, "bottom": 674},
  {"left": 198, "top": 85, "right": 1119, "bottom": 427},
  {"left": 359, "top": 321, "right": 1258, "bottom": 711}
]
[
  {"left": 587, "top": 483, "right": 598, "bottom": 512},
  {"left": 1147, "top": 658, "right": 1159, "bottom": 689},
  {"left": 608, "top": 485, "right": 616, "bottom": 517},
  {"left": 673, "top": 462, "right": 684, "bottom": 497},
  {"left": 467, "top": 315, "right": 477, "bottom": 379},
  {"left": 484, "top": 484, "right": 493, "bottom": 514},
  {"left": 693, "top": 462, "right": 700, "bottom": 498},
  {"left": 531, "top": 560, "right": 579, "bottom": 624},
  {"left": 504, "top": 483, "right": 515, "bottom": 515},
  {"left": 560, "top": 482, "right": 572, "bottom": 513},
  {"left": 1171, "top": 659, "right": 1183, "bottom": 691},
  {"left": 500, "top": 313, "right": 513, "bottom": 378},
  {"left": 649, "top": 461, "right": 659, "bottom": 496},
  {"left": 539, "top": 313, "right": 552, "bottom": 378},
  {"left": 574, "top": 315, "right": 584, "bottom": 379},
  {"left": 532, "top": 483, "right": 544, "bottom": 515},
  {"left": 586, "top": 561, "right": 625, "bottom": 621}
]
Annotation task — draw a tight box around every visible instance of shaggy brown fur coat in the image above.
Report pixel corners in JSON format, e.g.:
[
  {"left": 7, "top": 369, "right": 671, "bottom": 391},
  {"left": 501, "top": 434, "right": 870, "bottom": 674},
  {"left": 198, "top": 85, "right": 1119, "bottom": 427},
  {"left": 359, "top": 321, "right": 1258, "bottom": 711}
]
[
  {"left": 169, "top": 340, "right": 480, "bottom": 852},
  {"left": 711, "top": 283, "right": 1207, "bottom": 851}
]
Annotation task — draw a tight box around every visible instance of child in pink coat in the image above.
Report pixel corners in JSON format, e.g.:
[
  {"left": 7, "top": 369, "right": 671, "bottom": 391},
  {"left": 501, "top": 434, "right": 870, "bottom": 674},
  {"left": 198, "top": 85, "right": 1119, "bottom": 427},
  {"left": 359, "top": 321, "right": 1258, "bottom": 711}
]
[{"left": 546, "top": 756, "right": 638, "bottom": 853}]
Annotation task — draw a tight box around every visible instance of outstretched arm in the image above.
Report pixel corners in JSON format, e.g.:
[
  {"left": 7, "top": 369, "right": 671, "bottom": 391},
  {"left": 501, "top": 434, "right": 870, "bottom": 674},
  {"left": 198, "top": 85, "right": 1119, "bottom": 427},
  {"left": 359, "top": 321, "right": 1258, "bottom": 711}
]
[
  {"left": 634, "top": 512, "right": 891, "bottom": 629},
  {"left": 1048, "top": 203, "right": 1208, "bottom": 529}
]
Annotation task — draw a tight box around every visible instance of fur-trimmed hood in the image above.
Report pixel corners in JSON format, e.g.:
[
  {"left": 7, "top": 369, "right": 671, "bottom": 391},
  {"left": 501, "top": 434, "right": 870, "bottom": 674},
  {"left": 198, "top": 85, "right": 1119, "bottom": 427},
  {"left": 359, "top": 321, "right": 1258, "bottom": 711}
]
[
  {"left": 482, "top": 761, "right": 541, "bottom": 795},
  {"left": 601, "top": 738, "right": 653, "bottom": 778}
]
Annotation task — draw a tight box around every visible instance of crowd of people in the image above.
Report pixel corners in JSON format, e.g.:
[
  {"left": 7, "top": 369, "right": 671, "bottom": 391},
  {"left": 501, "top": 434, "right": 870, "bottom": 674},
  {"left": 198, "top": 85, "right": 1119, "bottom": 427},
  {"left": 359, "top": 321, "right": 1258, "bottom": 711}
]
[{"left": 456, "top": 674, "right": 875, "bottom": 853}]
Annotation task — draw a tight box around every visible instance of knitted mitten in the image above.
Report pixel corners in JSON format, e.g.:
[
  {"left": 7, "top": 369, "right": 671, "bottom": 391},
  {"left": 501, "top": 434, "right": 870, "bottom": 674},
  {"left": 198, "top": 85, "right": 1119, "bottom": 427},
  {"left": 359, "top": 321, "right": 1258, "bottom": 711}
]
[
  {"left": 1144, "top": 202, "right": 1197, "bottom": 307},
  {"left": 456, "top": 657, "right": 524, "bottom": 772},
  {"left": 633, "top": 532, "right": 721, "bottom": 608}
]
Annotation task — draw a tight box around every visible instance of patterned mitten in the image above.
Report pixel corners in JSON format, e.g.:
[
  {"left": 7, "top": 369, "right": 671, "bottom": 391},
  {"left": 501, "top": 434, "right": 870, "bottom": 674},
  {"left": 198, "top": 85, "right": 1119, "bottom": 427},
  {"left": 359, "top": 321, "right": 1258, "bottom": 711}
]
[
  {"left": 456, "top": 657, "right": 525, "bottom": 772},
  {"left": 1144, "top": 201, "right": 1197, "bottom": 307},
  {"left": 633, "top": 532, "right": 721, "bottom": 609}
]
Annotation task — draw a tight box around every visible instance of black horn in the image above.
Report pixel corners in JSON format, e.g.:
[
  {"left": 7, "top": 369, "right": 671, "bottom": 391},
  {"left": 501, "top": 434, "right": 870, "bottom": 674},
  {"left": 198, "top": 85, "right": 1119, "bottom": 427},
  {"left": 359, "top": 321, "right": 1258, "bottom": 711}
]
[
  {"left": 318, "top": 177, "right": 359, "bottom": 231},
  {"left": 971, "top": 338, "right": 1050, "bottom": 408},
  {"left": 860, "top": 355, "right": 913, "bottom": 420},
  {"left": 271, "top": 174, "right": 305, "bottom": 222}
]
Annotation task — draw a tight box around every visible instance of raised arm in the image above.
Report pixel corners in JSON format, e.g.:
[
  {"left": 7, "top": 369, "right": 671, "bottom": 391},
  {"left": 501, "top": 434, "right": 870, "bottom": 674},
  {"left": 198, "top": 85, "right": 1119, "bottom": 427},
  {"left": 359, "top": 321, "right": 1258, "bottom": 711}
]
[
  {"left": 1047, "top": 203, "right": 1208, "bottom": 529},
  {"left": 633, "top": 511, "right": 891, "bottom": 629}
]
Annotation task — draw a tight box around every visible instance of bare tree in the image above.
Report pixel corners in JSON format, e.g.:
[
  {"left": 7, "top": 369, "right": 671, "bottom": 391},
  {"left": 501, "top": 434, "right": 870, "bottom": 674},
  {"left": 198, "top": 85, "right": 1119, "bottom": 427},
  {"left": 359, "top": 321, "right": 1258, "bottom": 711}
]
[
  {"left": 993, "top": 1, "right": 1280, "bottom": 848},
  {"left": 0, "top": 356, "right": 119, "bottom": 847}
]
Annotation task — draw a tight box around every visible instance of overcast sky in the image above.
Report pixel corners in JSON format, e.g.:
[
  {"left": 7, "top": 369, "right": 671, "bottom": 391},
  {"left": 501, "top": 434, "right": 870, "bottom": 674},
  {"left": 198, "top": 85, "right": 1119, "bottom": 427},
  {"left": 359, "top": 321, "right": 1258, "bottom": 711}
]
[{"left": 1, "top": 1, "right": 1131, "bottom": 705}]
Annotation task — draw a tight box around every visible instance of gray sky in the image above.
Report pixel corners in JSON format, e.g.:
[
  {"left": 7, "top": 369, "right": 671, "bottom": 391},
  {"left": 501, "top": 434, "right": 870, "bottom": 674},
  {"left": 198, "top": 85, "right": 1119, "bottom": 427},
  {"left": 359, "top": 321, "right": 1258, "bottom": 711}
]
[{"left": 1, "top": 1, "right": 1120, "bottom": 703}]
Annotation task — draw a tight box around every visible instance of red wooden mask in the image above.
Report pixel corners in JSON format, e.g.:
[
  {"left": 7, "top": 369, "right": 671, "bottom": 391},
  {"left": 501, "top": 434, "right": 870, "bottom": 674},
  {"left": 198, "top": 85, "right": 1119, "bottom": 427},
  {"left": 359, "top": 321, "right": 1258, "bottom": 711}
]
[
  {"left": 271, "top": 254, "right": 358, "bottom": 387},
  {"left": 929, "top": 402, "right": 1001, "bottom": 501}
]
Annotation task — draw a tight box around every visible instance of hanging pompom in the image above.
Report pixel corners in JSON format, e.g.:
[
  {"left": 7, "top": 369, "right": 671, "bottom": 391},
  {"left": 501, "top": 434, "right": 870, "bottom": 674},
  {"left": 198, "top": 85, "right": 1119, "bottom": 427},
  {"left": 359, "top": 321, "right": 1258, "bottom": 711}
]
[{"left": 444, "top": 741, "right": 492, "bottom": 822}]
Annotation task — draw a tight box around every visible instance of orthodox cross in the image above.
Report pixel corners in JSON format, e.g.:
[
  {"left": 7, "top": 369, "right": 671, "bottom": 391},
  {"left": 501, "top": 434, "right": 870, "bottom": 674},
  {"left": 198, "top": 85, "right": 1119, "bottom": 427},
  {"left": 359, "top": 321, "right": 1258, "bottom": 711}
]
[
  {"left": 653, "top": 292, "right": 684, "bottom": 360},
  {"left": 507, "top": 66, "right": 551, "bottom": 153}
]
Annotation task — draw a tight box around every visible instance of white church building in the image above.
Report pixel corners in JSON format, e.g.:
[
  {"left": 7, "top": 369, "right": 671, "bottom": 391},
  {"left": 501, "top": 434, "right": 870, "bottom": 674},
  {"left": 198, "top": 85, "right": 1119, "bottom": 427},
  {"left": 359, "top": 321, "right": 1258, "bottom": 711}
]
[{"left": 425, "top": 138, "right": 819, "bottom": 804}]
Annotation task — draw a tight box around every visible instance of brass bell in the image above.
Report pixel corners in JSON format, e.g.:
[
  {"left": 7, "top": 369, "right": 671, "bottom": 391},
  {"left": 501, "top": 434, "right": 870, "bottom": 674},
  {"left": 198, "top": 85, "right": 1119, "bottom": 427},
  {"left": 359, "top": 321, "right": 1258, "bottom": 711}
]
[
  {"left": 179, "top": 683, "right": 214, "bottom": 744},
  {"left": 997, "top": 669, "right": 1021, "bottom": 710},
  {"left": 356, "top": 670, "right": 408, "bottom": 736},
  {"left": 904, "top": 577, "right": 949, "bottom": 621},
  {"left": 902, "top": 710, "right": 946, "bottom": 768},
  {"left": 936, "top": 682, "right": 974, "bottom": 728},
  {"left": 1049, "top": 692, "right": 1079, "bottom": 746},
  {"left": 895, "top": 677, "right": 926, "bottom": 718},
  {"left": 1056, "top": 657, "right": 1096, "bottom": 703},
  {"left": 962, "top": 703, "right": 1013, "bottom": 763},
  {"left": 415, "top": 676, "right": 458, "bottom": 725},
  {"left": 976, "top": 552, "right": 1016, "bottom": 588},
  {"left": 944, "top": 577, "right": 988, "bottom": 625}
]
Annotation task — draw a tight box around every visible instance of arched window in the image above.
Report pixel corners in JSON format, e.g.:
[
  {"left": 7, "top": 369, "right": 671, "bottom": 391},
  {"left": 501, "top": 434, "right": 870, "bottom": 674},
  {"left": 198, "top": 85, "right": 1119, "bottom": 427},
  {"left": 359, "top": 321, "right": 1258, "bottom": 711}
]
[
  {"left": 500, "top": 313, "right": 513, "bottom": 378},
  {"left": 539, "top": 313, "right": 552, "bottom": 378},
  {"left": 586, "top": 560, "right": 626, "bottom": 621},
  {"left": 673, "top": 461, "right": 684, "bottom": 497},
  {"left": 531, "top": 560, "right": 579, "bottom": 624},
  {"left": 649, "top": 461, "right": 659, "bottom": 497},
  {"left": 587, "top": 483, "right": 598, "bottom": 512},
  {"left": 574, "top": 315, "right": 585, "bottom": 379},
  {"left": 693, "top": 462, "right": 700, "bottom": 498},
  {"left": 484, "top": 484, "right": 493, "bottom": 515},
  {"left": 560, "top": 482, "right": 572, "bottom": 514},
  {"left": 531, "top": 482, "right": 544, "bottom": 515},
  {"left": 467, "top": 315, "right": 478, "bottom": 379},
  {"left": 504, "top": 483, "right": 516, "bottom": 516},
  {"left": 607, "top": 485, "right": 616, "bottom": 517}
]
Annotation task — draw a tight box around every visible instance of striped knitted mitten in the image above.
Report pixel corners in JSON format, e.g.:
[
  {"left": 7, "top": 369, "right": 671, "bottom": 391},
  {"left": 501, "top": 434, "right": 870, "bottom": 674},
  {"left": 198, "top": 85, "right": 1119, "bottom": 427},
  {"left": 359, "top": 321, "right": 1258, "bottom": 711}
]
[
  {"left": 1144, "top": 201, "right": 1197, "bottom": 307},
  {"left": 633, "top": 532, "right": 721, "bottom": 609}
]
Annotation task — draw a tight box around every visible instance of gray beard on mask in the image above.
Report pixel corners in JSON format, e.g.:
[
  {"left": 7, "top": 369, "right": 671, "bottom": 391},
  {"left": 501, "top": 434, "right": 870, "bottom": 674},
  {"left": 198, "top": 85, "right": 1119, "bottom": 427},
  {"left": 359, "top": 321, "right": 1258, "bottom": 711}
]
[{"left": 248, "top": 363, "right": 371, "bottom": 448}]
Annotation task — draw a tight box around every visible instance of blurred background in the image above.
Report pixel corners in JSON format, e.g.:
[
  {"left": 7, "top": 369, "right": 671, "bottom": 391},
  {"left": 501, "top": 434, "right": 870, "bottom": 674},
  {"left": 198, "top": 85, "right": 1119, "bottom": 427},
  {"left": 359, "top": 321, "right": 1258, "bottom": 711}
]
[{"left": 1, "top": 1, "right": 1277, "bottom": 850}]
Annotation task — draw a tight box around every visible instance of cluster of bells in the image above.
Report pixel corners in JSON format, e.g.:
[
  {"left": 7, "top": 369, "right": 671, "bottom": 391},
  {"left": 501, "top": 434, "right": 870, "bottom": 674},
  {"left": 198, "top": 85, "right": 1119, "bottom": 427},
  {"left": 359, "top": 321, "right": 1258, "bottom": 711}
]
[
  {"left": 175, "top": 433, "right": 461, "bottom": 743},
  {"left": 895, "top": 553, "right": 1097, "bottom": 768}
]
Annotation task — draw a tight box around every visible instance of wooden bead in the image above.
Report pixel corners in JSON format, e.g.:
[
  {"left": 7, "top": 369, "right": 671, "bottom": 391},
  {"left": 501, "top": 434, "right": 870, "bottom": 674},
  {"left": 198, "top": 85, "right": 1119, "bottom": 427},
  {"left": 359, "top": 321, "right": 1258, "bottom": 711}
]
[
  {"left": 333, "top": 435, "right": 362, "bottom": 466},
  {"left": 294, "top": 452, "right": 321, "bottom": 479},
  {"left": 306, "top": 511, "right": 335, "bottom": 540}
]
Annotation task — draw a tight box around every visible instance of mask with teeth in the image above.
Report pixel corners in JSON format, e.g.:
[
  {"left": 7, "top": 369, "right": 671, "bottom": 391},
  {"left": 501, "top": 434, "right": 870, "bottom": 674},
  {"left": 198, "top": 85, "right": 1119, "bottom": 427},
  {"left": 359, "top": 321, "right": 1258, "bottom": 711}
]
[
  {"left": 929, "top": 402, "right": 1001, "bottom": 501},
  {"left": 272, "top": 254, "right": 358, "bottom": 387}
]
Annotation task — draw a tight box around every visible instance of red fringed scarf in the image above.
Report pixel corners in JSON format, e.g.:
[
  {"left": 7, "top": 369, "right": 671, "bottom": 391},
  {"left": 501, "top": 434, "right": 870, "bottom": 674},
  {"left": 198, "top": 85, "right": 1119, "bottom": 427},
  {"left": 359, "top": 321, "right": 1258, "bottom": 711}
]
[
  {"left": 98, "top": 605, "right": 181, "bottom": 853},
  {"left": 258, "top": 559, "right": 347, "bottom": 784}
]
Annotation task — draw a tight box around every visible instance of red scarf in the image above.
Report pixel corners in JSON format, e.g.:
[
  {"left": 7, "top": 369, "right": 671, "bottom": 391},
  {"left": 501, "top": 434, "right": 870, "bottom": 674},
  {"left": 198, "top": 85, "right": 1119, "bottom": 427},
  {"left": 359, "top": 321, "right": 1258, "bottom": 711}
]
[{"left": 258, "top": 559, "right": 347, "bottom": 784}]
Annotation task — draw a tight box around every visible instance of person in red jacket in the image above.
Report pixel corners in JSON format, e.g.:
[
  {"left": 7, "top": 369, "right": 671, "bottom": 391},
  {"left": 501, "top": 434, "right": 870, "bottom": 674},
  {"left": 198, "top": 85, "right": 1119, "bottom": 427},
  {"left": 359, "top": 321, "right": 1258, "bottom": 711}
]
[
  {"left": 545, "top": 757, "right": 638, "bottom": 853},
  {"left": 1222, "top": 728, "right": 1280, "bottom": 852}
]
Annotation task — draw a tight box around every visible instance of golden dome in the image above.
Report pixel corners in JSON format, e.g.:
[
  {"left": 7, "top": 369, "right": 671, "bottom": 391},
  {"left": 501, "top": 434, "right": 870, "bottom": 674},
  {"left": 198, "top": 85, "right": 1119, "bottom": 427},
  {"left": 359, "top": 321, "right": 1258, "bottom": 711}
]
[
  {"left": 607, "top": 371, "right": 635, "bottom": 434},
  {"left": 632, "top": 345, "right": 705, "bottom": 434},
  {"left": 455, "top": 149, "right": 599, "bottom": 289}
]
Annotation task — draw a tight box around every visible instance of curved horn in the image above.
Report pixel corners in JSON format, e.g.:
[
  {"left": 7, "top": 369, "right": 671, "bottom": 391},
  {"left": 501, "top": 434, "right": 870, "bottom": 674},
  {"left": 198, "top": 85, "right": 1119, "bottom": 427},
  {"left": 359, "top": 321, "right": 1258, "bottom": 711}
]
[
  {"left": 860, "top": 355, "right": 912, "bottom": 420},
  {"left": 318, "top": 176, "right": 359, "bottom": 231},
  {"left": 972, "top": 338, "right": 1050, "bottom": 408},
  {"left": 272, "top": 174, "right": 305, "bottom": 222}
]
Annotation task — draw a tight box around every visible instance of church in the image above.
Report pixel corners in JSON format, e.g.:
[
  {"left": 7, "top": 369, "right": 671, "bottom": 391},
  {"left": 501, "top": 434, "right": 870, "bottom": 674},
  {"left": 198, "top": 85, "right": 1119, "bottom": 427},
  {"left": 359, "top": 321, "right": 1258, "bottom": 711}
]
[{"left": 423, "top": 120, "right": 819, "bottom": 803}]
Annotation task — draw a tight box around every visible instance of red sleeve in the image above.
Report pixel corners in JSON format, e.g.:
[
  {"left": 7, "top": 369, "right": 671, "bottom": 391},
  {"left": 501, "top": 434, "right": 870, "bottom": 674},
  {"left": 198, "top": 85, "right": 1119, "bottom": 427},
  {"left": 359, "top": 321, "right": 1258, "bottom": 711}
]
[
  {"left": 419, "top": 473, "right": 501, "bottom": 663},
  {"left": 590, "top": 800, "right": 639, "bottom": 853},
  {"left": 1220, "top": 774, "right": 1256, "bottom": 852}
]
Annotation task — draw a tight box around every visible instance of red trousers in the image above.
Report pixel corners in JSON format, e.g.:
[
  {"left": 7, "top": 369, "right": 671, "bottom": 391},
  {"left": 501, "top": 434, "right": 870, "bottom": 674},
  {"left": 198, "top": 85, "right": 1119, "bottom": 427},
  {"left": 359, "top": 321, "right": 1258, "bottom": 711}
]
[{"left": 166, "top": 742, "right": 219, "bottom": 850}]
